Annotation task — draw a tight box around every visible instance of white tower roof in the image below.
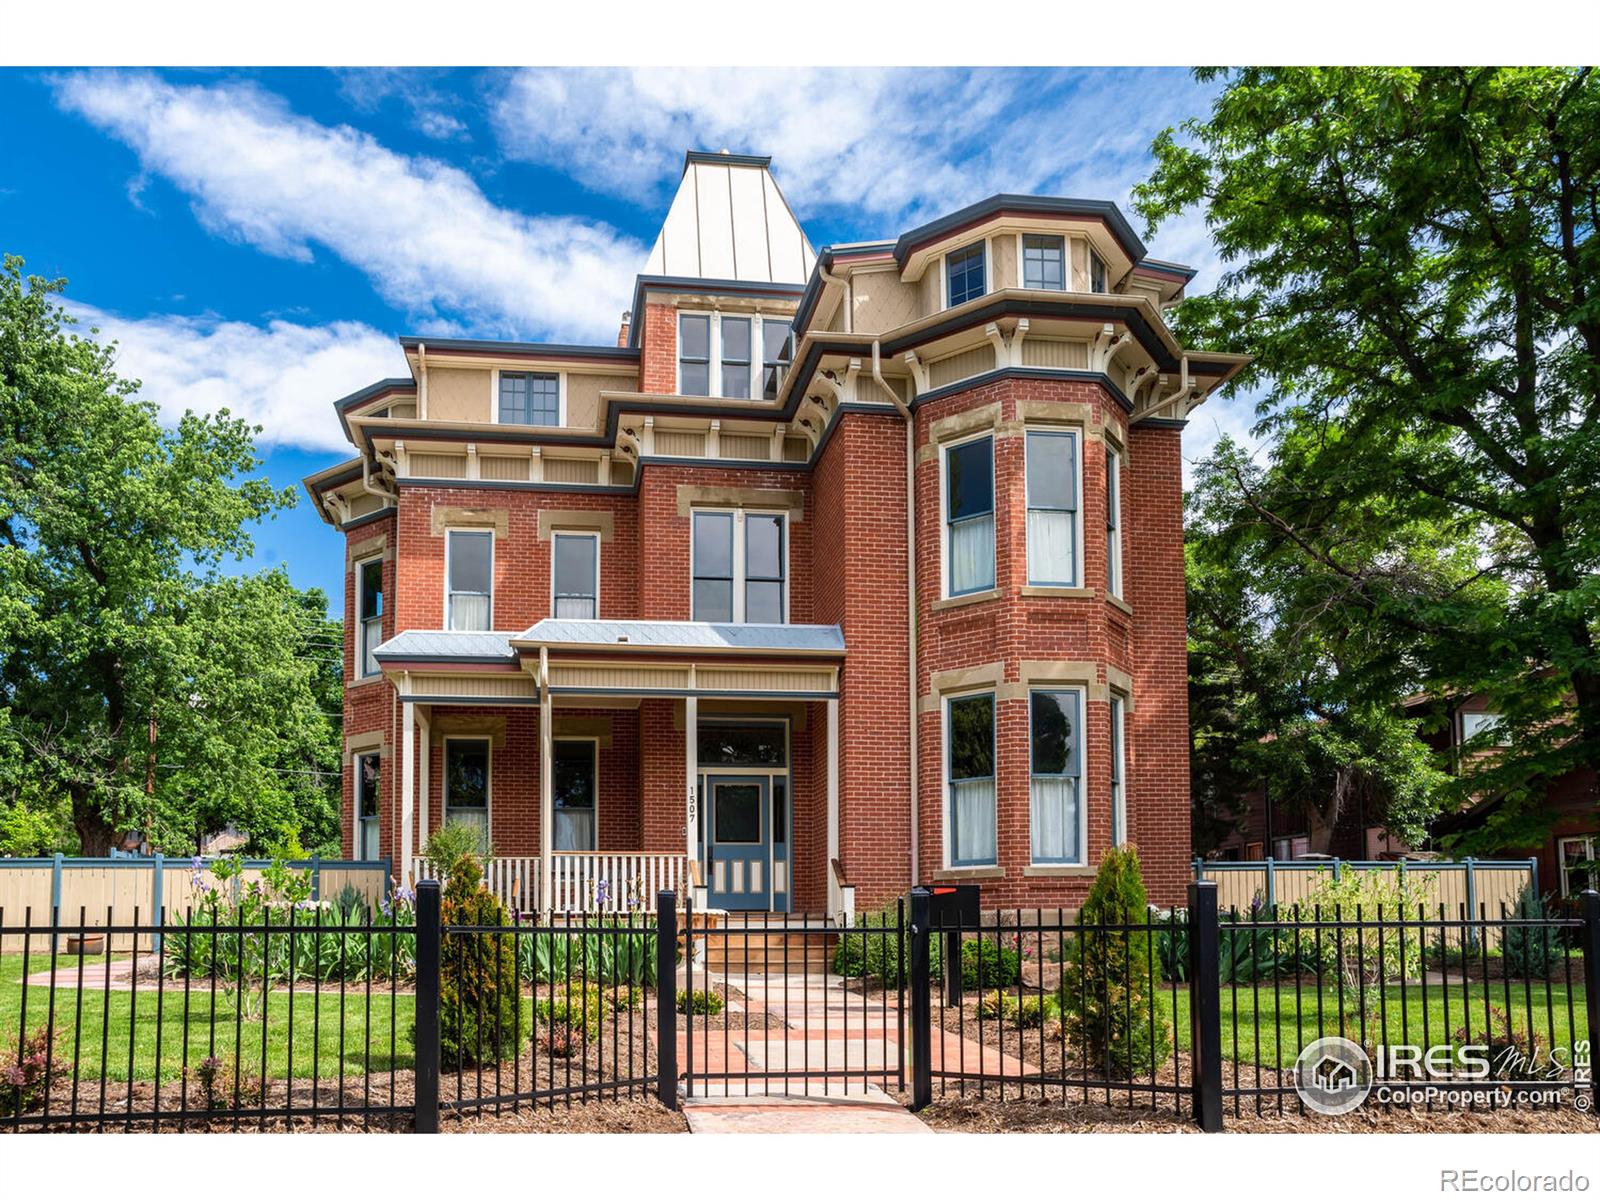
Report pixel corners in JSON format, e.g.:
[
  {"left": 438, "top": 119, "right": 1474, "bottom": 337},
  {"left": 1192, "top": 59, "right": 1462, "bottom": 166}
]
[{"left": 643, "top": 151, "right": 816, "bottom": 285}]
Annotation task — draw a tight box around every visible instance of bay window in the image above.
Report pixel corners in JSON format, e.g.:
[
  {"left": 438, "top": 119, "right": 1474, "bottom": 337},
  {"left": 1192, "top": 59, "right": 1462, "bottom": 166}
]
[
  {"left": 552, "top": 531, "right": 599, "bottom": 619},
  {"left": 446, "top": 529, "right": 493, "bottom": 631},
  {"left": 1110, "top": 693, "right": 1127, "bottom": 848},
  {"left": 762, "top": 319, "right": 793, "bottom": 400},
  {"left": 678, "top": 311, "right": 792, "bottom": 399},
  {"left": 357, "top": 556, "right": 383, "bottom": 677},
  {"left": 356, "top": 751, "right": 381, "bottom": 860},
  {"left": 1030, "top": 689, "right": 1083, "bottom": 864},
  {"left": 1106, "top": 446, "right": 1123, "bottom": 597},
  {"left": 1025, "top": 429, "right": 1079, "bottom": 586},
  {"left": 947, "top": 692, "right": 996, "bottom": 867},
  {"left": 945, "top": 436, "right": 995, "bottom": 596},
  {"left": 946, "top": 242, "right": 986, "bottom": 307}
]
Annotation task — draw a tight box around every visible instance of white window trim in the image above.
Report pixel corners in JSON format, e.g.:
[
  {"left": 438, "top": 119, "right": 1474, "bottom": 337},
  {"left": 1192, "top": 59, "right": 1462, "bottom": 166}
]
[
  {"left": 1028, "top": 685, "right": 1089, "bottom": 867},
  {"left": 676, "top": 310, "right": 789, "bottom": 400},
  {"left": 550, "top": 529, "right": 601, "bottom": 620},
  {"left": 355, "top": 750, "right": 382, "bottom": 860},
  {"left": 444, "top": 527, "right": 495, "bottom": 631},
  {"left": 1015, "top": 232, "right": 1068, "bottom": 293},
  {"left": 939, "top": 429, "right": 997, "bottom": 599},
  {"left": 1460, "top": 711, "right": 1508, "bottom": 744},
  {"left": 1106, "top": 445, "right": 1124, "bottom": 598},
  {"left": 1023, "top": 425, "right": 1083, "bottom": 588},
  {"left": 941, "top": 238, "right": 991, "bottom": 310},
  {"left": 1558, "top": 835, "right": 1598, "bottom": 898},
  {"left": 942, "top": 688, "right": 998, "bottom": 869},
  {"left": 690, "top": 506, "right": 790, "bottom": 624},
  {"left": 354, "top": 553, "right": 383, "bottom": 678},
  {"left": 553, "top": 736, "right": 600, "bottom": 852},
  {"left": 442, "top": 735, "right": 492, "bottom": 845},
  {"left": 490, "top": 368, "right": 567, "bottom": 427},
  {"left": 1109, "top": 692, "right": 1127, "bottom": 848}
]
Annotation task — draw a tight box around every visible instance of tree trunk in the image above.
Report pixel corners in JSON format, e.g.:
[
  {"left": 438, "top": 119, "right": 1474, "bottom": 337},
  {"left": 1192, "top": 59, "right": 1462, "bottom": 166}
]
[{"left": 72, "top": 799, "right": 116, "bottom": 856}]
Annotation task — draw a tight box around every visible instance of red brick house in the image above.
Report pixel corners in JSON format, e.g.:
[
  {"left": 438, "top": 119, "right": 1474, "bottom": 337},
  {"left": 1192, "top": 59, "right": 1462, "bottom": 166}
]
[{"left": 305, "top": 151, "right": 1245, "bottom": 917}]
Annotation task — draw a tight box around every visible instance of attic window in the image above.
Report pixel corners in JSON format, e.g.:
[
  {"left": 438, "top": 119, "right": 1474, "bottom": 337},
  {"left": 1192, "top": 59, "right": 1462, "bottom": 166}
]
[
  {"left": 946, "top": 242, "right": 986, "bottom": 307},
  {"left": 1089, "top": 248, "right": 1108, "bottom": 294},
  {"left": 500, "top": 372, "right": 560, "bottom": 425}
]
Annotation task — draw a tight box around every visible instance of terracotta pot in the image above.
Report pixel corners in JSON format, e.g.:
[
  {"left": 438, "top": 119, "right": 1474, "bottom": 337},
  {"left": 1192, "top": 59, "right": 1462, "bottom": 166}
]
[{"left": 66, "top": 933, "right": 105, "bottom": 955}]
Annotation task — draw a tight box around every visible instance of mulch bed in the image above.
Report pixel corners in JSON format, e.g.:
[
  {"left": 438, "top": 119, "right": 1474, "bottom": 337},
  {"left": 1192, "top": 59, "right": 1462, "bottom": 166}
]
[{"left": 679, "top": 980, "right": 793, "bottom": 1032}]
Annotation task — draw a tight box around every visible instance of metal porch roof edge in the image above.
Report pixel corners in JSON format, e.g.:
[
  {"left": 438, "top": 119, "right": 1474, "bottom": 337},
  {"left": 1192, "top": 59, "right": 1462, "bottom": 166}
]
[
  {"left": 512, "top": 618, "right": 846, "bottom": 656},
  {"left": 371, "top": 629, "right": 520, "bottom": 664}
]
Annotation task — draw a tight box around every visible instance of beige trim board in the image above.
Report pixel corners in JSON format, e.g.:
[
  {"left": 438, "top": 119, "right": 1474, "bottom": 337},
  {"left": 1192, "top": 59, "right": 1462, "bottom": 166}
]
[
  {"left": 1017, "top": 399, "right": 1096, "bottom": 427},
  {"left": 932, "top": 866, "right": 1005, "bottom": 881},
  {"left": 1022, "top": 865, "right": 1096, "bottom": 879},
  {"left": 346, "top": 533, "right": 390, "bottom": 567},
  {"left": 928, "top": 587, "right": 999, "bottom": 613},
  {"left": 1019, "top": 660, "right": 1098, "bottom": 685},
  {"left": 429, "top": 506, "right": 510, "bottom": 538},
  {"left": 675, "top": 485, "right": 805, "bottom": 522},
  {"left": 1019, "top": 585, "right": 1095, "bottom": 600},
  {"left": 537, "top": 510, "right": 615, "bottom": 541},
  {"left": 344, "top": 729, "right": 386, "bottom": 756},
  {"left": 919, "top": 661, "right": 1005, "bottom": 712},
  {"left": 428, "top": 713, "right": 508, "bottom": 748},
  {"left": 928, "top": 401, "right": 1001, "bottom": 445},
  {"left": 1108, "top": 594, "right": 1134, "bottom": 617}
]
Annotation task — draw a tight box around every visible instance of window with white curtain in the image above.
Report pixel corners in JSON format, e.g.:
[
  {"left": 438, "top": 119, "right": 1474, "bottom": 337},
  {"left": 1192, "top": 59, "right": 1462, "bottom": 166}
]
[
  {"left": 552, "top": 532, "right": 599, "bottom": 619},
  {"left": 1030, "top": 689, "right": 1083, "bottom": 864},
  {"left": 444, "top": 738, "right": 490, "bottom": 851},
  {"left": 1025, "top": 430, "right": 1079, "bottom": 586},
  {"left": 446, "top": 529, "right": 492, "bottom": 631},
  {"left": 947, "top": 692, "right": 996, "bottom": 867},
  {"left": 356, "top": 752, "right": 381, "bottom": 860},
  {"left": 553, "top": 739, "right": 597, "bottom": 851},
  {"left": 1106, "top": 446, "right": 1123, "bottom": 597},
  {"left": 945, "top": 436, "right": 995, "bottom": 596},
  {"left": 1109, "top": 693, "right": 1126, "bottom": 848},
  {"left": 356, "top": 557, "right": 383, "bottom": 677}
]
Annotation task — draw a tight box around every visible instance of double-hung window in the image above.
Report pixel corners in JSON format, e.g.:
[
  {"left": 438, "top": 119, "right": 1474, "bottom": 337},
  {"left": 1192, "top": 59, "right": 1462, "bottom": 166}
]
[
  {"left": 1109, "top": 694, "right": 1127, "bottom": 847},
  {"left": 1025, "top": 430, "right": 1079, "bottom": 586},
  {"left": 720, "top": 316, "right": 753, "bottom": 399},
  {"left": 1558, "top": 836, "right": 1598, "bottom": 898},
  {"left": 946, "top": 242, "right": 986, "bottom": 307},
  {"left": 947, "top": 692, "right": 996, "bottom": 867},
  {"left": 1089, "top": 248, "right": 1108, "bottom": 293},
  {"left": 355, "top": 751, "right": 381, "bottom": 860},
  {"left": 357, "top": 557, "right": 383, "bottom": 677},
  {"left": 1030, "top": 689, "right": 1083, "bottom": 864},
  {"left": 1022, "top": 234, "right": 1065, "bottom": 290},
  {"left": 1106, "top": 446, "right": 1123, "bottom": 597},
  {"left": 551, "top": 531, "right": 599, "bottom": 619},
  {"left": 762, "top": 320, "right": 793, "bottom": 400},
  {"left": 679, "top": 314, "right": 712, "bottom": 396},
  {"left": 553, "top": 739, "right": 597, "bottom": 851},
  {"left": 945, "top": 436, "right": 995, "bottom": 596},
  {"left": 446, "top": 529, "right": 493, "bottom": 631},
  {"left": 499, "top": 371, "right": 560, "bottom": 425},
  {"left": 691, "top": 510, "right": 787, "bottom": 623},
  {"left": 444, "top": 738, "right": 490, "bottom": 851}
]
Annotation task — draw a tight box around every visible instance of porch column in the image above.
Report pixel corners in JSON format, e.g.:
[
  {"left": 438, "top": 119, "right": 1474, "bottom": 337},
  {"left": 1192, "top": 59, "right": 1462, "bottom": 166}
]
[
  {"left": 417, "top": 707, "right": 431, "bottom": 862},
  {"left": 685, "top": 688, "right": 699, "bottom": 864},
  {"left": 826, "top": 696, "right": 840, "bottom": 871},
  {"left": 401, "top": 699, "right": 416, "bottom": 885},
  {"left": 539, "top": 647, "right": 553, "bottom": 913}
]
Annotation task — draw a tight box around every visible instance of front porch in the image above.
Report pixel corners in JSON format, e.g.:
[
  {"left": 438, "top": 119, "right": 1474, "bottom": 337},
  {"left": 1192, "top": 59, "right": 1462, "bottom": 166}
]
[{"left": 376, "top": 619, "right": 855, "bottom": 921}]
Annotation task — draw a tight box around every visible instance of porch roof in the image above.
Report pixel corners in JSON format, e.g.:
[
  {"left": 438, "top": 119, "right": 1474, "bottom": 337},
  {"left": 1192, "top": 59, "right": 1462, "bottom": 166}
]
[
  {"left": 372, "top": 629, "right": 520, "bottom": 665},
  {"left": 512, "top": 619, "right": 845, "bottom": 657}
]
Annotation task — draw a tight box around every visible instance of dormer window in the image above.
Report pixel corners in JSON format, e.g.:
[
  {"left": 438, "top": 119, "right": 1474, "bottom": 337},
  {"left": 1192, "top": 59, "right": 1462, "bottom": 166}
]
[
  {"left": 677, "top": 311, "right": 792, "bottom": 399},
  {"left": 720, "top": 317, "right": 753, "bottom": 399},
  {"left": 946, "top": 242, "right": 986, "bottom": 307},
  {"left": 762, "top": 320, "right": 793, "bottom": 400},
  {"left": 499, "top": 371, "right": 560, "bottom": 425},
  {"left": 1022, "top": 235, "right": 1065, "bottom": 291},
  {"left": 1089, "top": 248, "right": 1109, "bottom": 294}
]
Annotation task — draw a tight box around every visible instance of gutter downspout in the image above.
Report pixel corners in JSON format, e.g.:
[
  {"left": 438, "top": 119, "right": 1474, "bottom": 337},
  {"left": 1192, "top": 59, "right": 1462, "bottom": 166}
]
[
  {"left": 361, "top": 453, "right": 397, "bottom": 503},
  {"left": 818, "top": 265, "right": 852, "bottom": 333},
  {"left": 872, "top": 339, "right": 919, "bottom": 886}
]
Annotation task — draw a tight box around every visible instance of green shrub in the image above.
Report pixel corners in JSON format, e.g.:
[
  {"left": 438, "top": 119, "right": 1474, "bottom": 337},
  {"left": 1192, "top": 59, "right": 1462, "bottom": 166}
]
[
  {"left": 413, "top": 853, "right": 520, "bottom": 1068},
  {"left": 961, "top": 938, "right": 1020, "bottom": 988},
  {"left": 421, "top": 821, "right": 493, "bottom": 879},
  {"left": 831, "top": 906, "right": 925, "bottom": 985},
  {"left": 1059, "top": 845, "right": 1169, "bottom": 1080},
  {"left": 331, "top": 883, "right": 370, "bottom": 924},
  {"left": 190, "top": 1054, "right": 264, "bottom": 1111},
  {"left": 536, "top": 984, "right": 607, "bottom": 1040},
  {"left": 677, "top": 988, "right": 724, "bottom": 1016},
  {"left": 1295, "top": 867, "right": 1425, "bottom": 993},
  {"left": 1500, "top": 885, "right": 1553, "bottom": 978}
]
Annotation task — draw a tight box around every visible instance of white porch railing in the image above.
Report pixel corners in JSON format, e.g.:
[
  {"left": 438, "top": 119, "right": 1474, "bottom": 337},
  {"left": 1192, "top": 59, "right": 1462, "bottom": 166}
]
[{"left": 409, "top": 852, "right": 689, "bottom": 915}]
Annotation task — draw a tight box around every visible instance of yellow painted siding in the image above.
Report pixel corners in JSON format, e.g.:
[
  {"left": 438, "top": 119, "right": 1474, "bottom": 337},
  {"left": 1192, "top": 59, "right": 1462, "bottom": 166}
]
[
  {"left": 479, "top": 455, "right": 529, "bottom": 482},
  {"left": 928, "top": 345, "right": 996, "bottom": 390},
  {"left": 655, "top": 430, "right": 706, "bottom": 458},
  {"left": 410, "top": 453, "right": 467, "bottom": 479},
  {"left": 541, "top": 458, "right": 599, "bottom": 484},
  {"left": 1021, "top": 339, "right": 1091, "bottom": 370},
  {"left": 429, "top": 368, "right": 491, "bottom": 423}
]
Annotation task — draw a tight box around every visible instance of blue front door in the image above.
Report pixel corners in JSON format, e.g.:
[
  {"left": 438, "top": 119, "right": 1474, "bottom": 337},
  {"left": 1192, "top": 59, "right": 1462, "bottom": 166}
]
[{"left": 707, "top": 775, "right": 769, "bottom": 910}]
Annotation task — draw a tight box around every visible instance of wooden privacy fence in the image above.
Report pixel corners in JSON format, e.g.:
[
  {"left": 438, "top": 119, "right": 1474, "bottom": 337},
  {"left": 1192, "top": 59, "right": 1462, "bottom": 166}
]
[
  {"left": 1194, "top": 857, "right": 1538, "bottom": 947},
  {"left": 0, "top": 855, "right": 392, "bottom": 952}
]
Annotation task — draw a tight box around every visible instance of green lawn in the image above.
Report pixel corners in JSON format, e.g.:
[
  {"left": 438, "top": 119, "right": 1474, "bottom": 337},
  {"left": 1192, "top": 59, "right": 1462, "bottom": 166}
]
[
  {"left": 1166, "top": 981, "right": 1590, "bottom": 1069},
  {"left": 2, "top": 951, "right": 421, "bottom": 1083}
]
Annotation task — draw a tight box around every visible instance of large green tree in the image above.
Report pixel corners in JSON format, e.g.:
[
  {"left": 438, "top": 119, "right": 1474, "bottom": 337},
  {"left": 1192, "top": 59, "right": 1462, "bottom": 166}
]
[
  {"left": 1139, "top": 68, "right": 1600, "bottom": 851},
  {"left": 0, "top": 255, "right": 340, "bottom": 854}
]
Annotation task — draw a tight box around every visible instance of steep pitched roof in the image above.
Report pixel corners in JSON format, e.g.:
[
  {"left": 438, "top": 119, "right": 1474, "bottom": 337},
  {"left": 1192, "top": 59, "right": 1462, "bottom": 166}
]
[{"left": 642, "top": 151, "right": 816, "bottom": 285}]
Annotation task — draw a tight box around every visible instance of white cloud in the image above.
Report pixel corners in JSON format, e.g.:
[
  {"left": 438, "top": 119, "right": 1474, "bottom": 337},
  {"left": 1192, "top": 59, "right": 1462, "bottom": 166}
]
[
  {"left": 53, "top": 71, "right": 645, "bottom": 343},
  {"left": 493, "top": 67, "right": 1222, "bottom": 277},
  {"left": 67, "top": 302, "right": 405, "bottom": 454}
]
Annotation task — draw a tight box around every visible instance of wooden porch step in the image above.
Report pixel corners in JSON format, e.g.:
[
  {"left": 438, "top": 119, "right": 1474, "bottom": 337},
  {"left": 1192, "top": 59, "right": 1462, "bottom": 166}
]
[{"left": 702, "top": 924, "right": 840, "bottom": 973}]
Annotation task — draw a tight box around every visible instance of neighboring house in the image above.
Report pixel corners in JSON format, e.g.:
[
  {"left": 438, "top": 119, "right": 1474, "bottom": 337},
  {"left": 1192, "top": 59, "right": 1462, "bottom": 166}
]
[
  {"left": 1210, "top": 691, "right": 1599, "bottom": 903},
  {"left": 305, "top": 150, "right": 1245, "bottom": 916}
]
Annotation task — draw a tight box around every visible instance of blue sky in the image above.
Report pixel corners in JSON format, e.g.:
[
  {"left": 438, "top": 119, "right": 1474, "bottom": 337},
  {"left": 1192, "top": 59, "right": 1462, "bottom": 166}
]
[{"left": 0, "top": 66, "right": 1254, "bottom": 607}]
